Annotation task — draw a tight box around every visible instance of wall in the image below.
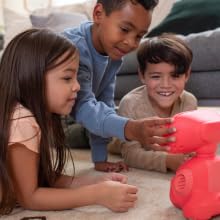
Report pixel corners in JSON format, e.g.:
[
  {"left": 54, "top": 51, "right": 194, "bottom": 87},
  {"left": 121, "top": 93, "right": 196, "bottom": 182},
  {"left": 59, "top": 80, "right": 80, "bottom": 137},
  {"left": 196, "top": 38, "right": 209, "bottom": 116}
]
[{"left": 3, "top": 0, "right": 87, "bottom": 14}]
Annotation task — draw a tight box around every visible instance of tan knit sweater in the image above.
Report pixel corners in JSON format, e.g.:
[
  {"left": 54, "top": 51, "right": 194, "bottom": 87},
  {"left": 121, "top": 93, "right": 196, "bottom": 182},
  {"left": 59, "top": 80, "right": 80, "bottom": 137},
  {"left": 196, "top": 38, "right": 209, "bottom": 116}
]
[{"left": 108, "top": 85, "right": 197, "bottom": 173}]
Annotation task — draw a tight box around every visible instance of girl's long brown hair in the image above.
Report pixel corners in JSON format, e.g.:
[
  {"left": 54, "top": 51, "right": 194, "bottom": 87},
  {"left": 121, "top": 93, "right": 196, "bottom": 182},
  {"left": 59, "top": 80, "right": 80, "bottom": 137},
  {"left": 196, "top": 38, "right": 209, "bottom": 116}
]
[{"left": 0, "top": 29, "right": 76, "bottom": 214}]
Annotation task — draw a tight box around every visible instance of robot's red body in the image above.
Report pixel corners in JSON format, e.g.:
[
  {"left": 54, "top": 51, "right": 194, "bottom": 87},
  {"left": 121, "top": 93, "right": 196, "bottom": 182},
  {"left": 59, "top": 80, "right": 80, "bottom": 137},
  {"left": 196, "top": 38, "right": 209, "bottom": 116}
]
[{"left": 168, "top": 109, "right": 220, "bottom": 220}]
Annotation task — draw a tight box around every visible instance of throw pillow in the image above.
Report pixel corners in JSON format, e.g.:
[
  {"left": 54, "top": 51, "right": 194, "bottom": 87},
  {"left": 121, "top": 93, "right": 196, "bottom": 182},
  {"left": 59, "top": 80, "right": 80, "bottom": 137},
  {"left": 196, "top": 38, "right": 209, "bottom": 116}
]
[
  {"left": 30, "top": 11, "right": 88, "bottom": 33},
  {"left": 178, "top": 27, "right": 220, "bottom": 71},
  {"left": 147, "top": 0, "right": 220, "bottom": 37}
]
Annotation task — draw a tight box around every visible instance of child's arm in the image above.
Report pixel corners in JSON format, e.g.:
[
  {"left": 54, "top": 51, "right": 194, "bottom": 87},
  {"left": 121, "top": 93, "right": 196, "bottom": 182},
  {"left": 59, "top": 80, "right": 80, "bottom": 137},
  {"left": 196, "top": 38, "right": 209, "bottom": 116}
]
[
  {"left": 121, "top": 140, "right": 168, "bottom": 173},
  {"left": 88, "top": 133, "right": 128, "bottom": 172},
  {"left": 121, "top": 140, "right": 188, "bottom": 172},
  {"left": 7, "top": 144, "right": 137, "bottom": 212},
  {"left": 54, "top": 172, "right": 128, "bottom": 188},
  {"left": 117, "top": 93, "right": 175, "bottom": 153}
]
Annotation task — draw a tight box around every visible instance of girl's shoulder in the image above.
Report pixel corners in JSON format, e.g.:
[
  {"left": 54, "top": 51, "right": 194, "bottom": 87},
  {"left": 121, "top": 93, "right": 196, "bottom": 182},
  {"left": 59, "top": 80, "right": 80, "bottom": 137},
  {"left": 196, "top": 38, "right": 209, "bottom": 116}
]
[
  {"left": 12, "top": 104, "right": 33, "bottom": 118},
  {"left": 9, "top": 104, "right": 41, "bottom": 153}
]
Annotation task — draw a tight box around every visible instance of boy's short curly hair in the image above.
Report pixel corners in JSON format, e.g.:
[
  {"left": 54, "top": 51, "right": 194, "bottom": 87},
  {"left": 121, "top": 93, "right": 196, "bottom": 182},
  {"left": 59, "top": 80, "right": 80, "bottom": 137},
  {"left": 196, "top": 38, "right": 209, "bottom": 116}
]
[
  {"left": 97, "top": 0, "right": 159, "bottom": 16},
  {"left": 137, "top": 33, "right": 193, "bottom": 76}
]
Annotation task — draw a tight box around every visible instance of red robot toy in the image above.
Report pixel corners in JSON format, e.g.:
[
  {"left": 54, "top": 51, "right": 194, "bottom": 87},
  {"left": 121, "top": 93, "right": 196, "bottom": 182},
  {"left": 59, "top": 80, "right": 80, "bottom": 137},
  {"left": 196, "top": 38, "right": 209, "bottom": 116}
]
[{"left": 167, "top": 109, "right": 220, "bottom": 220}]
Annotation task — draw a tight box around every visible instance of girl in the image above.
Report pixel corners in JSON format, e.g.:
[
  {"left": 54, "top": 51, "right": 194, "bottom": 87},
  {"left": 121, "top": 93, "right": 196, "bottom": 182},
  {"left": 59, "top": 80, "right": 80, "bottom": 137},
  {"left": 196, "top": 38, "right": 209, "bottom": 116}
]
[{"left": 0, "top": 29, "right": 137, "bottom": 215}]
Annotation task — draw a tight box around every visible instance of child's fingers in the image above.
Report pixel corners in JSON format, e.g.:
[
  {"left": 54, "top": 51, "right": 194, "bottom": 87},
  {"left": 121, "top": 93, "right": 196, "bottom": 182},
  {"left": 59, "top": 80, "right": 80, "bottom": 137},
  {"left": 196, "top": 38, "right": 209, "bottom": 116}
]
[
  {"left": 151, "top": 126, "right": 176, "bottom": 137},
  {"left": 117, "top": 161, "right": 129, "bottom": 172},
  {"left": 126, "top": 193, "right": 138, "bottom": 202},
  {"left": 188, "top": 152, "right": 196, "bottom": 157},
  {"left": 95, "top": 162, "right": 129, "bottom": 173},
  {"left": 115, "top": 206, "right": 130, "bottom": 213},
  {"left": 107, "top": 162, "right": 128, "bottom": 173},
  {"left": 121, "top": 201, "right": 136, "bottom": 209},
  {"left": 143, "top": 117, "right": 173, "bottom": 126},
  {"left": 110, "top": 172, "right": 128, "bottom": 183},
  {"left": 147, "top": 143, "right": 169, "bottom": 151},
  {"left": 152, "top": 135, "right": 175, "bottom": 144},
  {"left": 111, "top": 166, "right": 123, "bottom": 173},
  {"left": 96, "top": 166, "right": 108, "bottom": 172},
  {"left": 126, "top": 185, "right": 138, "bottom": 194},
  {"left": 107, "top": 166, "right": 115, "bottom": 172},
  {"left": 95, "top": 162, "right": 112, "bottom": 172},
  {"left": 184, "top": 152, "right": 196, "bottom": 161},
  {"left": 107, "top": 164, "right": 121, "bottom": 172}
]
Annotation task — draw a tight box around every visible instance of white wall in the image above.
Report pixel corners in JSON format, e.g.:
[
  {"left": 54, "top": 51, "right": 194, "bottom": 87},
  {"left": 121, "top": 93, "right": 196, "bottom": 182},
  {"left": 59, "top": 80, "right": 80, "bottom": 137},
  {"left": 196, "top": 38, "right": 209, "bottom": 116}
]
[{"left": 3, "top": 0, "right": 87, "bottom": 14}]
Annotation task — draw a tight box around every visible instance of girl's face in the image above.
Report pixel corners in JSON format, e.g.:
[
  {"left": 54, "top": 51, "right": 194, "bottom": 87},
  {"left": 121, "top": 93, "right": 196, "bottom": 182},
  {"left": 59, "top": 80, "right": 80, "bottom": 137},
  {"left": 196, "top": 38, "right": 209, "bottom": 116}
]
[
  {"left": 139, "top": 62, "right": 189, "bottom": 117},
  {"left": 46, "top": 52, "right": 80, "bottom": 115}
]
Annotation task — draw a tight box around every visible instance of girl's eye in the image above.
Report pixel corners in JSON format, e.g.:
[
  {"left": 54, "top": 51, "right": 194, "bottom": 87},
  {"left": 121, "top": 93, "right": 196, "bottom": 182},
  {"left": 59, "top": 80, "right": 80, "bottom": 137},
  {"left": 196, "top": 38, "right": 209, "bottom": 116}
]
[
  {"left": 63, "top": 77, "right": 72, "bottom": 81},
  {"left": 120, "top": 27, "right": 129, "bottom": 33}
]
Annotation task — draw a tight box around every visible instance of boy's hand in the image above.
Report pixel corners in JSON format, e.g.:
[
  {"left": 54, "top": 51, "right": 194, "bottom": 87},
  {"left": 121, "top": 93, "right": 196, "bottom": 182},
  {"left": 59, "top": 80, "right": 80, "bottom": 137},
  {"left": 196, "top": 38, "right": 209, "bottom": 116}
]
[
  {"left": 95, "top": 161, "right": 129, "bottom": 172},
  {"left": 125, "top": 117, "right": 176, "bottom": 151},
  {"left": 144, "top": 143, "right": 171, "bottom": 152}
]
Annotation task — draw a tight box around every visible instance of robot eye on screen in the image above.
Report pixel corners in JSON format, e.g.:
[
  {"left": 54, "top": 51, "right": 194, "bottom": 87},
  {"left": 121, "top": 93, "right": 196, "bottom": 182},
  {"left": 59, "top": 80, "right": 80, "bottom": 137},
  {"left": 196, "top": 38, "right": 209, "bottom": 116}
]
[{"left": 167, "top": 109, "right": 220, "bottom": 220}]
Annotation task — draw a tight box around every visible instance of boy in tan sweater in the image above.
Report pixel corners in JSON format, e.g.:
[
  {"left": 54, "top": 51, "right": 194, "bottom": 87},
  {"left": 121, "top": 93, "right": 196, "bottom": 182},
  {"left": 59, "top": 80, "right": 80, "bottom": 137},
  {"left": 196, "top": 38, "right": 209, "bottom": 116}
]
[{"left": 108, "top": 33, "right": 197, "bottom": 173}]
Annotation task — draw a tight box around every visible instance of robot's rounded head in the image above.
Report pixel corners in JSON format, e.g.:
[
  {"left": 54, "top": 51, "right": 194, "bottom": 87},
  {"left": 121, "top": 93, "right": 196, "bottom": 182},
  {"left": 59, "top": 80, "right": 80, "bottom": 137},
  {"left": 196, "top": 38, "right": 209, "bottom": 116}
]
[{"left": 168, "top": 110, "right": 220, "bottom": 154}]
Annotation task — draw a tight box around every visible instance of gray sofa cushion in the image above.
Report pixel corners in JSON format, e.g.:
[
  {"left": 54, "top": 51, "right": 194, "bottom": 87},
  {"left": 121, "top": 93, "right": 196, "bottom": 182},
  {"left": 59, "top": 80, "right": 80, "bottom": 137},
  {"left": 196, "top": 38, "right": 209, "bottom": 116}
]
[
  {"left": 120, "top": 28, "right": 220, "bottom": 74},
  {"left": 179, "top": 28, "right": 220, "bottom": 71}
]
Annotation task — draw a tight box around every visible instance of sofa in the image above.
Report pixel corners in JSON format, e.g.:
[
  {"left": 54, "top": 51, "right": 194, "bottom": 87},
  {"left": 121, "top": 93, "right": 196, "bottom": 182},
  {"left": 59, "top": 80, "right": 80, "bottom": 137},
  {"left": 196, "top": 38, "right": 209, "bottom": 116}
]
[
  {"left": 1, "top": 0, "right": 220, "bottom": 107},
  {"left": 115, "top": 28, "right": 220, "bottom": 107}
]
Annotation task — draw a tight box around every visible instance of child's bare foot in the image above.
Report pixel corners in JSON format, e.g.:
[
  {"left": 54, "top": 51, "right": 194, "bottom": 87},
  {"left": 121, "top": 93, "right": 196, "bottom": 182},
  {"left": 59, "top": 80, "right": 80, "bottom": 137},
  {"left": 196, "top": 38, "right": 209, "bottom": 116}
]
[{"left": 95, "top": 161, "right": 129, "bottom": 172}]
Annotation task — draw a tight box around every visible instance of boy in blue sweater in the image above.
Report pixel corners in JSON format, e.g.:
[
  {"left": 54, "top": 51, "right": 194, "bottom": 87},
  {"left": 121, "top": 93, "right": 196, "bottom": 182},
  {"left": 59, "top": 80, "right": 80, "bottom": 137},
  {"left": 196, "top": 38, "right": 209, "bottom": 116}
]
[{"left": 64, "top": 0, "right": 175, "bottom": 172}]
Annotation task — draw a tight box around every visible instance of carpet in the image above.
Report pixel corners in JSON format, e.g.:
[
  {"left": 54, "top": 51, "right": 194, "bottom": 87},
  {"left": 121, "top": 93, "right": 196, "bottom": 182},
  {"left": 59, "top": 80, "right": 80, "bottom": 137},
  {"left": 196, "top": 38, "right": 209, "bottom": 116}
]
[{"left": 4, "top": 148, "right": 220, "bottom": 220}]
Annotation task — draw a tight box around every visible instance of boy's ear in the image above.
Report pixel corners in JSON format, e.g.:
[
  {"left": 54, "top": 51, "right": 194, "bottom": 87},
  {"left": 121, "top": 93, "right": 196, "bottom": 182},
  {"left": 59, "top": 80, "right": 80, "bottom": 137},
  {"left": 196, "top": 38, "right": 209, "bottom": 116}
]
[
  {"left": 93, "top": 3, "right": 105, "bottom": 23},
  {"left": 138, "top": 68, "right": 146, "bottom": 84}
]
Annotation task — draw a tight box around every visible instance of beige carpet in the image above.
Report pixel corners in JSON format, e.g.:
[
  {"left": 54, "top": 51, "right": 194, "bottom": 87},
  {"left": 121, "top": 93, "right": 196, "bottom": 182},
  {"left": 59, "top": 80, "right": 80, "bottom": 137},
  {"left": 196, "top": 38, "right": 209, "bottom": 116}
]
[{"left": 4, "top": 149, "right": 220, "bottom": 220}]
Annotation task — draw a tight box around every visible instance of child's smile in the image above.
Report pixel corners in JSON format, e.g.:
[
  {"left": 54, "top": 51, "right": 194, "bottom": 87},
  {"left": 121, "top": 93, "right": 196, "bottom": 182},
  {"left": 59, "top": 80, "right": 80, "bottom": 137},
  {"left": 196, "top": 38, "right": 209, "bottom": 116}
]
[
  {"left": 157, "top": 91, "right": 175, "bottom": 97},
  {"left": 140, "top": 62, "right": 189, "bottom": 116}
]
